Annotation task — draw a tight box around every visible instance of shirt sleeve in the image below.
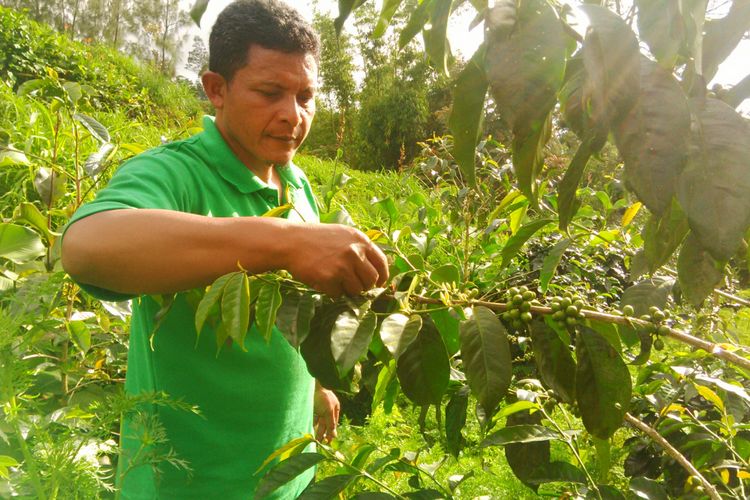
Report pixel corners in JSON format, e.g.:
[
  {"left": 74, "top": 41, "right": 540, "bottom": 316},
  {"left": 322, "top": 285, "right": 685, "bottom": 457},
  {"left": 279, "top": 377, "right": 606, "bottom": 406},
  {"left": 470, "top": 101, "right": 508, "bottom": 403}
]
[{"left": 63, "top": 149, "right": 192, "bottom": 301}]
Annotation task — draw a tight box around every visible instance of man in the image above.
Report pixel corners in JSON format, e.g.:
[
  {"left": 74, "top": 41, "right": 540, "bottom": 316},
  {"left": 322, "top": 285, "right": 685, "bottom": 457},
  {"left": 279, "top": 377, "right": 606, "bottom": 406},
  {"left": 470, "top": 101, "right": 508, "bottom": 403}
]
[{"left": 61, "top": 1, "right": 388, "bottom": 497}]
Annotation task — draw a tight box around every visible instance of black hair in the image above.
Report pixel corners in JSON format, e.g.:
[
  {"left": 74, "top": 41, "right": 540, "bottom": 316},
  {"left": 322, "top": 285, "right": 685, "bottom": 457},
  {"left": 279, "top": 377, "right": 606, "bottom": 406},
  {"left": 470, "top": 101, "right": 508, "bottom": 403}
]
[{"left": 208, "top": 0, "right": 320, "bottom": 82}]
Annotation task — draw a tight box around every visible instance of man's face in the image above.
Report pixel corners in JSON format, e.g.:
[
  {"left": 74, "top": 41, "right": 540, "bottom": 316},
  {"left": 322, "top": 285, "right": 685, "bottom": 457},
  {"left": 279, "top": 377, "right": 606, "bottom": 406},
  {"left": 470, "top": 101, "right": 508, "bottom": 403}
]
[{"left": 212, "top": 45, "right": 317, "bottom": 171}]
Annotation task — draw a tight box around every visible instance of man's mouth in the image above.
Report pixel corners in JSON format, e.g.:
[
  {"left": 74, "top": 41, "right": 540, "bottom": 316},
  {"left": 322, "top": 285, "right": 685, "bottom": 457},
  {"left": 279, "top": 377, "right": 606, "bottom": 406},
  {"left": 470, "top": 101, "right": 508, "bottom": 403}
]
[{"left": 270, "top": 135, "right": 296, "bottom": 142}]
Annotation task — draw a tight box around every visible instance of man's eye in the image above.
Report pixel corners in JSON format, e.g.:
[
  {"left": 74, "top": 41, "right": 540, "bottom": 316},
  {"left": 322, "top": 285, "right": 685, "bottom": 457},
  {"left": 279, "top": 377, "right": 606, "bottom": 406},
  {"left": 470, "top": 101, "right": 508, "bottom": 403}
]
[{"left": 258, "top": 90, "right": 280, "bottom": 98}]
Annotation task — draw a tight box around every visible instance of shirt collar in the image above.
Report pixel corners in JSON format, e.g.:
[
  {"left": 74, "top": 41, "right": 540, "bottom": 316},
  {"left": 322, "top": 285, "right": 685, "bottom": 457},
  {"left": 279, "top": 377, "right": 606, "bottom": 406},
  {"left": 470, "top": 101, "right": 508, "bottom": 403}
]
[{"left": 199, "top": 116, "right": 302, "bottom": 193}]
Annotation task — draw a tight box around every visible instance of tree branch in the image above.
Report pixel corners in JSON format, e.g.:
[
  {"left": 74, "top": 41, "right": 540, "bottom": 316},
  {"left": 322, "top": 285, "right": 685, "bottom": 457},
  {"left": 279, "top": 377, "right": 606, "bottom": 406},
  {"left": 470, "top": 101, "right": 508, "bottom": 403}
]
[{"left": 624, "top": 413, "right": 721, "bottom": 500}]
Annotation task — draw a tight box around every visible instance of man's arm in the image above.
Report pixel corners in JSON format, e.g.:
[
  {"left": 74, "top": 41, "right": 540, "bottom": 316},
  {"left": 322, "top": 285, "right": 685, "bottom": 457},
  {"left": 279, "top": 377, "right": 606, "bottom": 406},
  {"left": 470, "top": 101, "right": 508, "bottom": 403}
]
[{"left": 62, "top": 209, "right": 388, "bottom": 297}]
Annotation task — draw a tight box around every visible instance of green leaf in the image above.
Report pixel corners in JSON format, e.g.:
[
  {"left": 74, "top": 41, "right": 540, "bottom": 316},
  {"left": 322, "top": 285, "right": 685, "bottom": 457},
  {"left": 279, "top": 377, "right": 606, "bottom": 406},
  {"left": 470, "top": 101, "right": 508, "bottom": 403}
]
[
  {"left": 189, "top": 0, "right": 210, "bottom": 25},
  {"left": 194, "top": 273, "right": 236, "bottom": 343},
  {"left": 460, "top": 306, "right": 512, "bottom": 413},
  {"left": 150, "top": 293, "right": 176, "bottom": 346},
  {"left": 525, "top": 461, "right": 588, "bottom": 484},
  {"left": 448, "top": 44, "right": 487, "bottom": 187},
  {"left": 642, "top": 199, "right": 689, "bottom": 272},
  {"left": 331, "top": 310, "right": 377, "bottom": 377},
  {"left": 701, "top": 0, "right": 750, "bottom": 81},
  {"left": 540, "top": 239, "right": 571, "bottom": 292},
  {"left": 636, "top": 0, "right": 684, "bottom": 68},
  {"left": 351, "top": 494, "right": 396, "bottom": 500},
  {"left": 578, "top": 4, "right": 641, "bottom": 127},
  {"left": 629, "top": 330, "right": 653, "bottom": 366},
  {"left": 374, "top": 0, "right": 403, "bottom": 38},
  {"left": 576, "top": 327, "right": 631, "bottom": 440},
  {"left": 397, "top": 317, "right": 450, "bottom": 405},
  {"left": 614, "top": 59, "right": 690, "bottom": 216},
  {"left": 34, "top": 167, "right": 66, "bottom": 206},
  {"left": 445, "top": 385, "right": 469, "bottom": 457},
  {"left": 255, "top": 434, "right": 315, "bottom": 474},
  {"left": 504, "top": 410, "right": 551, "bottom": 493},
  {"left": 677, "top": 98, "right": 750, "bottom": 261},
  {"left": 66, "top": 320, "right": 91, "bottom": 354},
  {"left": 83, "top": 143, "right": 115, "bottom": 177},
  {"left": 73, "top": 113, "right": 110, "bottom": 144},
  {"left": 13, "top": 202, "right": 52, "bottom": 244},
  {"left": 501, "top": 219, "right": 555, "bottom": 267},
  {"left": 299, "top": 473, "right": 358, "bottom": 499},
  {"left": 0, "top": 455, "right": 19, "bottom": 479},
  {"left": 589, "top": 484, "right": 626, "bottom": 500},
  {"left": 485, "top": 0, "right": 569, "bottom": 201},
  {"left": 301, "top": 303, "right": 350, "bottom": 391},
  {"left": 335, "top": 0, "right": 367, "bottom": 34},
  {"left": 558, "top": 140, "right": 594, "bottom": 231},
  {"left": 430, "top": 263, "right": 460, "bottom": 285},
  {"left": 255, "top": 453, "right": 325, "bottom": 500},
  {"left": 275, "top": 291, "right": 316, "bottom": 348},
  {"left": 0, "top": 223, "right": 45, "bottom": 263},
  {"left": 481, "top": 425, "right": 562, "bottom": 447},
  {"left": 620, "top": 278, "right": 674, "bottom": 317},
  {"left": 256, "top": 279, "right": 282, "bottom": 342},
  {"left": 0, "top": 149, "right": 30, "bottom": 166},
  {"left": 221, "top": 273, "right": 251, "bottom": 349},
  {"left": 677, "top": 232, "right": 724, "bottom": 307},
  {"left": 495, "top": 401, "right": 540, "bottom": 420},
  {"left": 629, "top": 476, "right": 669, "bottom": 500},
  {"left": 422, "top": 0, "right": 453, "bottom": 75},
  {"left": 380, "top": 313, "right": 421, "bottom": 360},
  {"left": 429, "top": 308, "right": 460, "bottom": 355},
  {"left": 399, "top": 0, "right": 433, "bottom": 49},
  {"left": 530, "top": 319, "right": 576, "bottom": 404}
]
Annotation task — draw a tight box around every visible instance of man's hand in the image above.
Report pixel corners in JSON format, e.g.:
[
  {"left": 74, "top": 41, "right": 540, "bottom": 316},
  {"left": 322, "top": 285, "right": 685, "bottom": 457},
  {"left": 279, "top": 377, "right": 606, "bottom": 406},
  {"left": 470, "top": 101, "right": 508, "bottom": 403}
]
[
  {"left": 313, "top": 381, "right": 340, "bottom": 443},
  {"left": 286, "top": 224, "right": 389, "bottom": 298}
]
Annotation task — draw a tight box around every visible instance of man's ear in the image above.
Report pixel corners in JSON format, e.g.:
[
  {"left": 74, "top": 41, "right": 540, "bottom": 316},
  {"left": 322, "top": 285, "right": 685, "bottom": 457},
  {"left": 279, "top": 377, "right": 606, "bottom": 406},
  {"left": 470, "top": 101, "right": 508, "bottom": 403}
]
[{"left": 201, "top": 71, "right": 227, "bottom": 109}]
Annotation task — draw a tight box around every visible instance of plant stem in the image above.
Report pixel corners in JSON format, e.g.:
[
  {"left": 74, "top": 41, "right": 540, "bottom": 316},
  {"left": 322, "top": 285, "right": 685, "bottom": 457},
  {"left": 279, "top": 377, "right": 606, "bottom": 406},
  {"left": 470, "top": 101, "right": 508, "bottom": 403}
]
[
  {"left": 624, "top": 413, "right": 721, "bottom": 500},
  {"left": 407, "top": 295, "right": 750, "bottom": 371},
  {"left": 317, "top": 441, "right": 406, "bottom": 498}
]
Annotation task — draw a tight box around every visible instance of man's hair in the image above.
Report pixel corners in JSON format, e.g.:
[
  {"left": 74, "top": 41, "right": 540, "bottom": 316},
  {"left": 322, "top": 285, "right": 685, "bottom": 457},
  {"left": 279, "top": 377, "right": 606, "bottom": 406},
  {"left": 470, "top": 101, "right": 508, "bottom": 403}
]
[{"left": 209, "top": 0, "right": 320, "bottom": 82}]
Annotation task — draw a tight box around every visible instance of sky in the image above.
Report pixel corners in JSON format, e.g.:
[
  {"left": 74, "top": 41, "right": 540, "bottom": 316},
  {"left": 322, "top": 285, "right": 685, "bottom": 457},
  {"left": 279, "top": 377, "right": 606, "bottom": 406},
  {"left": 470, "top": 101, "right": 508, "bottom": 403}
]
[{"left": 179, "top": 0, "right": 748, "bottom": 112}]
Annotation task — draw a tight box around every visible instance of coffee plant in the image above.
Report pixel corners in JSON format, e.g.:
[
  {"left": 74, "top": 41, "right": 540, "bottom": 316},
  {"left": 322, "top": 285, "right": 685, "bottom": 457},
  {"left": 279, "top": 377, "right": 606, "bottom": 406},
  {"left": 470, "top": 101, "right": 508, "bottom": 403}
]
[{"left": 184, "top": 0, "right": 750, "bottom": 498}]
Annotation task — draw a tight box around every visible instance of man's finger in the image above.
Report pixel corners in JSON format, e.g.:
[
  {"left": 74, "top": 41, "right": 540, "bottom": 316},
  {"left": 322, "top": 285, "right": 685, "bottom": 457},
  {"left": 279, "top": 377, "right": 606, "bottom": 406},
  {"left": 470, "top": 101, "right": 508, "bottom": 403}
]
[
  {"left": 366, "top": 243, "right": 389, "bottom": 286},
  {"left": 342, "top": 273, "right": 365, "bottom": 297},
  {"left": 354, "top": 257, "right": 380, "bottom": 291}
]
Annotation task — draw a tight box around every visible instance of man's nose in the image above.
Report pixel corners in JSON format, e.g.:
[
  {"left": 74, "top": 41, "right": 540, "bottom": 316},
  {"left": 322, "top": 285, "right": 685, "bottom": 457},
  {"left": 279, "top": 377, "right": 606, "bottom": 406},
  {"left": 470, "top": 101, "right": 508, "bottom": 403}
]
[{"left": 278, "top": 95, "right": 303, "bottom": 126}]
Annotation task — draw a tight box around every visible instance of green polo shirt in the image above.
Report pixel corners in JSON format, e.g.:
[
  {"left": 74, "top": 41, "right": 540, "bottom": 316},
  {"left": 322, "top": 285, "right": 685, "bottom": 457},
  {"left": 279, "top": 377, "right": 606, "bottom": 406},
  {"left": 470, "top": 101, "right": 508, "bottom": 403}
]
[{"left": 66, "top": 116, "right": 319, "bottom": 499}]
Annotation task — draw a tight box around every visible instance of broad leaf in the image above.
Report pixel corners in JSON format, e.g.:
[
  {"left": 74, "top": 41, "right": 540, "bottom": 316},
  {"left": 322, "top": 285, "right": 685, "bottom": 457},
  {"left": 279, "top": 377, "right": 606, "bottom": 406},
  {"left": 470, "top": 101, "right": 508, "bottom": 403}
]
[
  {"left": 677, "top": 232, "right": 724, "bottom": 307},
  {"left": 636, "top": 0, "right": 684, "bottom": 68},
  {"left": 448, "top": 44, "right": 487, "bottom": 186},
  {"left": 73, "top": 113, "right": 110, "bottom": 143},
  {"left": 422, "top": 0, "right": 453, "bottom": 75},
  {"left": 334, "top": 0, "right": 367, "bottom": 34},
  {"left": 430, "top": 263, "right": 460, "bottom": 285},
  {"left": 642, "top": 199, "right": 689, "bottom": 272},
  {"left": 501, "top": 219, "right": 555, "bottom": 267},
  {"left": 255, "top": 434, "right": 315, "bottom": 474},
  {"left": 83, "top": 143, "right": 115, "bottom": 177},
  {"left": 430, "top": 308, "right": 460, "bottom": 355},
  {"left": 629, "top": 476, "right": 669, "bottom": 500},
  {"left": 66, "top": 320, "right": 91, "bottom": 354},
  {"left": 481, "top": 424, "right": 562, "bottom": 447},
  {"left": 530, "top": 319, "right": 576, "bottom": 404},
  {"left": 525, "top": 461, "right": 588, "bottom": 484},
  {"left": 331, "top": 310, "right": 377, "bottom": 376},
  {"left": 190, "top": 0, "right": 209, "bottom": 25},
  {"left": 13, "top": 202, "right": 52, "bottom": 243},
  {"left": 701, "top": 0, "right": 750, "bottom": 81},
  {"left": 275, "top": 291, "right": 315, "bottom": 348},
  {"left": 614, "top": 59, "right": 690, "bottom": 216},
  {"left": 677, "top": 98, "right": 750, "bottom": 261},
  {"left": 397, "top": 317, "right": 450, "bottom": 405},
  {"left": 459, "top": 306, "right": 512, "bottom": 413},
  {"left": 540, "top": 239, "right": 571, "bottom": 292},
  {"left": 485, "top": 0, "right": 569, "bottom": 200},
  {"left": 255, "top": 453, "right": 325, "bottom": 500},
  {"left": 445, "top": 385, "right": 469, "bottom": 457},
  {"left": 34, "top": 167, "right": 66, "bottom": 206},
  {"left": 557, "top": 140, "right": 594, "bottom": 231},
  {"left": 504, "top": 410, "right": 551, "bottom": 493},
  {"left": 374, "top": 0, "right": 404, "bottom": 38},
  {"left": 576, "top": 327, "right": 631, "bottom": 440},
  {"left": 399, "top": 0, "right": 433, "bottom": 49},
  {"left": 589, "top": 484, "right": 626, "bottom": 500},
  {"left": 380, "top": 313, "right": 421, "bottom": 360},
  {"left": 301, "top": 303, "right": 350, "bottom": 390},
  {"left": 256, "top": 279, "right": 282, "bottom": 342},
  {"left": 620, "top": 278, "right": 674, "bottom": 317},
  {"left": 578, "top": 4, "right": 640, "bottom": 128},
  {"left": 195, "top": 272, "right": 235, "bottom": 342},
  {"left": 221, "top": 272, "right": 251, "bottom": 349},
  {"left": 0, "top": 223, "right": 45, "bottom": 263},
  {"left": 299, "top": 473, "right": 358, "bottom": 499}
]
